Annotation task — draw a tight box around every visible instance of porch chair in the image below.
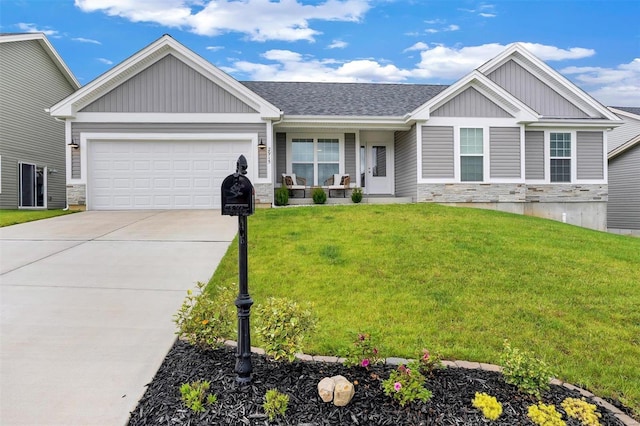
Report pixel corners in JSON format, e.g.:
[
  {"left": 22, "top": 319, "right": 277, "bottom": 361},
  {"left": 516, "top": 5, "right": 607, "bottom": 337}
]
[
  {"left": 282, "top": 173, "right": 307, "bottom": 197},
  {"left": 324, "top": 174, "right": 350, "bottom": 198}
]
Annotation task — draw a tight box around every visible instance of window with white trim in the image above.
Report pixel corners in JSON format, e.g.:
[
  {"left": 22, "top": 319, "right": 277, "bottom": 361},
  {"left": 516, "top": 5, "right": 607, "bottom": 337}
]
[
  {"left": 291, "top": 137, "right": 339, "bottom": 186},
  {"left": 460, "top": 128, "right": 483, "bottom": 182},
  {"left": 550, "top": 132, "right": 571, "bottom": 182}
]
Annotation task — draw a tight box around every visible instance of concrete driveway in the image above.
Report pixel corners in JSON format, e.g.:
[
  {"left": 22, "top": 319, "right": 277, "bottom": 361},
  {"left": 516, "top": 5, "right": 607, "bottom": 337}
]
[{"left": 0, "top": 210, "right": 237, "bottom": 425}]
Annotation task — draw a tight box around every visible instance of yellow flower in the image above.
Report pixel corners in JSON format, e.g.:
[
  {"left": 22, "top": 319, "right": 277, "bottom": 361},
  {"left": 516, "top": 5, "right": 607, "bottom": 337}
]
[{"left": 201, "top": 319, "right": 209, "bottom": 325}]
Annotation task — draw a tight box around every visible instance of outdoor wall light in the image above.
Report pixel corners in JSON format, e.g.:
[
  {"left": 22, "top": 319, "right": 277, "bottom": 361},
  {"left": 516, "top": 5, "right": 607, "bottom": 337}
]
[
  {"left": 258, "top": 139, "right": 266, "bottom": 150},
  {"left": 68, "top": 140, "right": 79, "bottom": 149}
]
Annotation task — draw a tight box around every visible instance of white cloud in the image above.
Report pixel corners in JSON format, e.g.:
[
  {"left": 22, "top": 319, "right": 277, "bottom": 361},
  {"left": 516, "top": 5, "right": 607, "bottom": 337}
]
[
  {"left": 404, "top": 42, "right": 428, "bottom": 52},
  {"left": 425, "top": 28, "right": 439, "bottom": 34},
  {"left": 206, "top": 45, "right": 224, "bottom": 51},
  {"left": 74, "top": 0, "right": 371, "bottom": 42},
  {"left": 561, "top": 59, "right": 640, "bottom": 106},
  {"left": 518, "top": 43, "right": 594, "bottom": 61},
  {"left": 328, "top": 40, "right": 348, "bottom": 49},
  {"left": 72, "top": 37, "right": 101, "bottom": 44},
  {"left": 446, "top": 24, "right": 459, "bottom": 31},
  {"left": 16, "top": 22, "right": 59, "bottom": 36},
  {"left": 479, "top": 13, "right": 496, "bottom": 18},
  {"left": 97, "top": 58, "right": 113, "bottom": 65}
]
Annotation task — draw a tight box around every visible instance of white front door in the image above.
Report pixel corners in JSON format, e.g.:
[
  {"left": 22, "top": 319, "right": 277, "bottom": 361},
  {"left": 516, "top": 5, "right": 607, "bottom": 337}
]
[{"left": 361, "top": 141, "right": 393, "bottom": 194}]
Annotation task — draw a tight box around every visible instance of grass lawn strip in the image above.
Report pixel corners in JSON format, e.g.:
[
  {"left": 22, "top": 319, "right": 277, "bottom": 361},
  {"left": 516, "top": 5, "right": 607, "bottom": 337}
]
[
  {"left": 0, "top": 209, "right": 75, "bottom": 227},
  {"left": 209, "top": 203, "right": 640, "bottom": 416}
]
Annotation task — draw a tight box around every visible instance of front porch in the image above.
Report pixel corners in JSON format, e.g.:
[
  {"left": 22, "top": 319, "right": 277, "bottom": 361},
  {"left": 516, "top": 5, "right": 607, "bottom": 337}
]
[{"left": 284, "top": 193, "right": 413, "bottom": 206}]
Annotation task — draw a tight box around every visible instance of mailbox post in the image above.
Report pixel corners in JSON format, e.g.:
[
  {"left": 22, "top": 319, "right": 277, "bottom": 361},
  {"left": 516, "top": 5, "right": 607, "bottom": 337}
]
[{"left": 221, "top": 155, "right": 255, "bottom": 385}]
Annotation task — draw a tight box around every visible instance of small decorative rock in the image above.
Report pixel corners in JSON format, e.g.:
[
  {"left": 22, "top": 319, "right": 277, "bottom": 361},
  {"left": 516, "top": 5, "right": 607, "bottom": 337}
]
[
  {"left": 317, "top": 377, "right": 335, "bottom": 403},
  {"left": 332, "top": 375, "right": 355, "bottom": 407}
]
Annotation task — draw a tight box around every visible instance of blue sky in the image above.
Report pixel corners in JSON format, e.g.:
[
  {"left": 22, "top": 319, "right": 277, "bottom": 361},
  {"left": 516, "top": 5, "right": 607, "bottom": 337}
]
[{"left": 2, "top": 0, "right": 639, "bottom": 105}]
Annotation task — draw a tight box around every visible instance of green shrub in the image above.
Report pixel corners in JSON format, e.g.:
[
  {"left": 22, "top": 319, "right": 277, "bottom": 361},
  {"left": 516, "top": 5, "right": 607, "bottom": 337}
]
[
  {"left": 312, "top": 187, "right": 327, "bottom": 204},
  {"left": 263, "top": 389, "right": 289, "bottom": 421},
  {"left": 351, "top": 187, "right": 363, "bottom": 203},
  {"left": 274, "top": 186, "right": 289, "bottom": 206},
  {"left": 382, "top": 361, "right": 432, "bottom": 406},
  {"left": 500, "top": 340, "right": 553, "bottom": 397},
  {"left": 416, "top": 348, "right": 442, "bottom": 376},
  {"left": 180, "top": 380, "right": 217, "bottom": 412},
  {"left": 472, "top": 392, "right": 503, "bottom": 421},
  {"left": 174, "top": 281, "right": 236, "bottom": 349},
  {"left": 527, "top": 402, "right": 566, "bottom": 426},
  {"left": 254, "top": 297, "right": 317, "bottom": 362},
  {"left": 561, "top": 397, "right": 602, "bottom": 426}
]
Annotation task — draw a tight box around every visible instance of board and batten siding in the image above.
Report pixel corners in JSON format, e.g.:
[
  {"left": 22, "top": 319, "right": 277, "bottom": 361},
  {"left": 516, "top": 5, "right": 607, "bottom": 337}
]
[
  {"left": 394, "top": 126, "right": 417, "bottom": 198},
  {"left": 344, "top": 133, "right": 357, "bottom": 182},
  {"left": 525, "top": 131, "right": 544, "bottom": 180},
  {"left": 81, "top": 54, "right": 257, "bottom": 114},
  {"left": 422, "top": 126, "right": 454, "bottom": 179},
  {"left": 576, "top": 131, "right": 604, "bottom": 180},
  {"left": 488, "top": 59, "right": 589, "bottom": 118},
  {"left": 71, "top": 122, "right": 267, "bottom": 179},
  {"left": 490, "top": 127, "right": 521, "bottom": 178},
  {"left": 0, "top": 39, "right": 76, "bottom": 209},
  {"left": 431, "top": 87, "right": 511, "bottom": 118},
  {"left": 608, "top": 144, "right": 640, "bottom": 230}
]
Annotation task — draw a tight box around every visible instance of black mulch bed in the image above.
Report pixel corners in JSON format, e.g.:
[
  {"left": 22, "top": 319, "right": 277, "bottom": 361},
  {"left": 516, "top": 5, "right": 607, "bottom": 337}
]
[{"left": 128, "top": 340, "right": 625, "bottom": 426}]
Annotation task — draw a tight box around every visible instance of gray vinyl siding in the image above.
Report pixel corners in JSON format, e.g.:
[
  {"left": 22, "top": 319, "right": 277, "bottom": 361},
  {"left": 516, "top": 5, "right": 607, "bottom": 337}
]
[
  {"left": 608, "top": 144, "right": 640, "bottom": 229},
  {"left": 71, "top": 122, "right": 267, "bottom": 179},
  {"left": 490, "top": 127, "right": 521, "bottom": 178},
  {"left": 431, "top": 87, "right": 511, "bottom": 117},
  {"left": 577, "top": 131, "right": 604, "bottom": 180},
  {"left": 0, "top": 39, "right": 76, "bottom": 209},
  {"left": 422, "top": 126, "right": 454, "bottom": 179},
  {"left": 394, "top": 126, "right": 417, "bottom": 197},
  {"left": 488, "top": 59, "right": 588, "bottom": 118},
  {"left": 276, "top": 133, "right": 287, "bottom": 180},
  {"left": 344, "top": 133, "right": 356, "bottom": 182},
  {"left": 607, "top": 116, "right": 640, "bottom": 153},
  {"left": 81, "top": 54, "right": 257, "bottom": 114},
  {"left": 525, "top": 131, "right": 544, "bottom": 180}
]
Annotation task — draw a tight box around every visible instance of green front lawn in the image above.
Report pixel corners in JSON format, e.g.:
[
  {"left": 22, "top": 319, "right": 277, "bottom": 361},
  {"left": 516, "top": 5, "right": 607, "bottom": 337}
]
[
  {"left": 0, "top": 209, "right": 75, "bottom": 227},
  {"left": 209, "top": 203, "right": 640, "bottom": 415}
]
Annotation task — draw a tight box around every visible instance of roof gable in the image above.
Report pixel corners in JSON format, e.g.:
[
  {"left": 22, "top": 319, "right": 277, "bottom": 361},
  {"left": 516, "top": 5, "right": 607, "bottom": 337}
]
[
  {"left": 477, "top": 43, "right": 619, "bottom": 121},
  {"left": 431, "top": 86, "right": 512, "bottom": 118},
  {"left": 80, "top": 54, "right": 257, "bottom": 113},
  {"left": 50, "top": 35, "right": 279, "bottom": 119},
  {"left": 0, "top": 33, "right": 80, "bottom": 90}
]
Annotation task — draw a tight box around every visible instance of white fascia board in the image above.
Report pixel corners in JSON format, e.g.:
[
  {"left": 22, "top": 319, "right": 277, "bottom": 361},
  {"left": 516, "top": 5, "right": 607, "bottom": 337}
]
[
  {"left": 527, "top": 119, "right": 623, "bottom": 129},
  {"left": 409, "top": 71, "right": 539, "bottom": 122},
  {"left": 73, "top": 112, "right": 266, "bottom": 124},
  {"left": 479, "top": 43, "right": 619, "bottom": 121},
  {"left": 608, "top": 107, "right": 640, "bottom": 121},
  {"left": 608, "top": 134, "right": 640, "bottom": 160},
  {"left": 275, "top": 115, "right": 411, "bottom": 130},
  {"left": 1, "top": 33, "right": 80, "bottom": 89}
]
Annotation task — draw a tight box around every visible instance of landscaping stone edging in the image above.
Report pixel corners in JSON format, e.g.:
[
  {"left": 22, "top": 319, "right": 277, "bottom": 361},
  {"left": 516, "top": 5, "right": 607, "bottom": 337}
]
[{"left": 222, "top": 340, "right": 639, "bottom": 426}]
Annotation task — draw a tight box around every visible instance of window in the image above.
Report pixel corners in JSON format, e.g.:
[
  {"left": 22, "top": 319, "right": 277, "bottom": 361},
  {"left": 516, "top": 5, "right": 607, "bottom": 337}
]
[
  {"left": 460, "top": 128, "right": 483, "bottom": 182},
  {"left": 291, "top": 137, "right": 339, "bottom": 186},
  {"left": 550, "top": 132, "right": 571, "bottom": 182}
]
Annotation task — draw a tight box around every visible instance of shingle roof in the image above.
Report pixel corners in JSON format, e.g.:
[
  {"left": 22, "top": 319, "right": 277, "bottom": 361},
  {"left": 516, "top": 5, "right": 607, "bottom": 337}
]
[
  {"left": 610, "top": 106, "right": 640, "bottom": 117},
  {"left": 241, "top": 81, "right": 448, "bottom": 116}
]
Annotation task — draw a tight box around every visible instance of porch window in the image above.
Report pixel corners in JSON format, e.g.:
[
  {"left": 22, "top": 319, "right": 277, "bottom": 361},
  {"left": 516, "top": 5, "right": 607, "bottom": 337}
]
[
  {"left": 291, "top": 137, "right": 339, "bottom": 186},
  {"left": 550, "top": 132, "right": 571, "bottom": 182},
  {"left": 460, "top": 128, "right": 483, "bottom": 182}
]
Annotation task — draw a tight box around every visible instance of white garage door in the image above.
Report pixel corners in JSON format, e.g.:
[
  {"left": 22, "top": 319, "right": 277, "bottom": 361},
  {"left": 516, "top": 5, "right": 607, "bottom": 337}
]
[{"left": 88, "top": 140, "right": 253, "bottom": 210}]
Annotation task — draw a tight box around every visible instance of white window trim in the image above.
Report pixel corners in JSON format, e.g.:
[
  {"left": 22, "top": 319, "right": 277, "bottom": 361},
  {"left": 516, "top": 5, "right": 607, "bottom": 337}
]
[
  {"left": 455, "top": 126, "right": 489, "bottom": 183},
  {"left": 286, "top": 133, "right": 344, "bottom": 186},
  {"left": 544, "top": 130, "right": 576, "bottom": 183}
]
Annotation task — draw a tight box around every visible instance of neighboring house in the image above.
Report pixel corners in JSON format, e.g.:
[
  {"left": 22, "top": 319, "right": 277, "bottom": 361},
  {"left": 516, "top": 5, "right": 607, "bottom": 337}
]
[
  {"left": 0, "top": 33, "right": 80, "bottom": 209},
  {"left": 49, "top": 35, "right": 621, "bottom": 230},
  {"left": 606, "top": 107, "right": 640, "bottom": 235}
]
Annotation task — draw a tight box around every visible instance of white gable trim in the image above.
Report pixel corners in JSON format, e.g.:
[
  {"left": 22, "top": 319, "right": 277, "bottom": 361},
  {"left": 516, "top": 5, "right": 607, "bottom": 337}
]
[
  {"left": 608, "top": 133, "right": 640, "bottom": 160},
  {"left": 608, "top": 107, "right": 640, "bottom": 121},
  {"left": 0, "top": 33, "right": 80, "bottom": 89},
  {"left": 478, "top": 43, "right": 620, "bottom": 121},
  {"left": 49, "top": 35, "right": 281, "bottom": 120},
  {"left": 409, "top": 70, "right": 539, "bottom": 123}
]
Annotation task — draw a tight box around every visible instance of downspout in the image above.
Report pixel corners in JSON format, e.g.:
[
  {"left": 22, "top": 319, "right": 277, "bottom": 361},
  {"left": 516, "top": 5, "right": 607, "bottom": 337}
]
[{"left": 49, "top": 110, "right": 70, "bottom": 210}]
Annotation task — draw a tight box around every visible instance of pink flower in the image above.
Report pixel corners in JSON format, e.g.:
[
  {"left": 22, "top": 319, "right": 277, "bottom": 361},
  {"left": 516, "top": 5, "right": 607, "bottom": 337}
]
[
  {"left": 358, "top": 333, "right": 366, "bottom": 341},
  {"left": 398, "top": 364, "right": 406, "bottom": 373},
  {"left": 394, "top": 382, "right": 402, "bottom": 392},
  {"left": 422, "top": 350, "right": 430, "bottom": 361},
  {"left": 373, "top": 348, "right": 378, "bottom": 355},
  {"left": 361, "top": 358, "right": 370, "bottom": 368}
]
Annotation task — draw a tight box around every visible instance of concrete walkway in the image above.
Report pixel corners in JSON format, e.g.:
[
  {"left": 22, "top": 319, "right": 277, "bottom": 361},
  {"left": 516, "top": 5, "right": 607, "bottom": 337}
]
[{"left": 0, "top": 210, "right": 236, "bottom": 425}]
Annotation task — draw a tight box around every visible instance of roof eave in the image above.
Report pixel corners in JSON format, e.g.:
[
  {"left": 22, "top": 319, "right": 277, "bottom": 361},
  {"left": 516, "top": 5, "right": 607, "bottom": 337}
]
[
  {"left": 274, "top": 115, "right": 411, "bottom": 130},
  {"left": 608, "top": 134, "right": 640, "bottom": 159}
]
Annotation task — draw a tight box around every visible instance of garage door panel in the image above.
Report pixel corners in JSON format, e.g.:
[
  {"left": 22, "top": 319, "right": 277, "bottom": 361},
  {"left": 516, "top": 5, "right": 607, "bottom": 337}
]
[{"left": 89, "top": 140, "right": 253, "bottom": 209}]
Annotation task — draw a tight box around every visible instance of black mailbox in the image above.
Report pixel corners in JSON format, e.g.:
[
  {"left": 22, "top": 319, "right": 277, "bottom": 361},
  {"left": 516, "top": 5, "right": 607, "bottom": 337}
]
[{"left": 221, "top": 155, "right": 255, "bottom": 216}]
